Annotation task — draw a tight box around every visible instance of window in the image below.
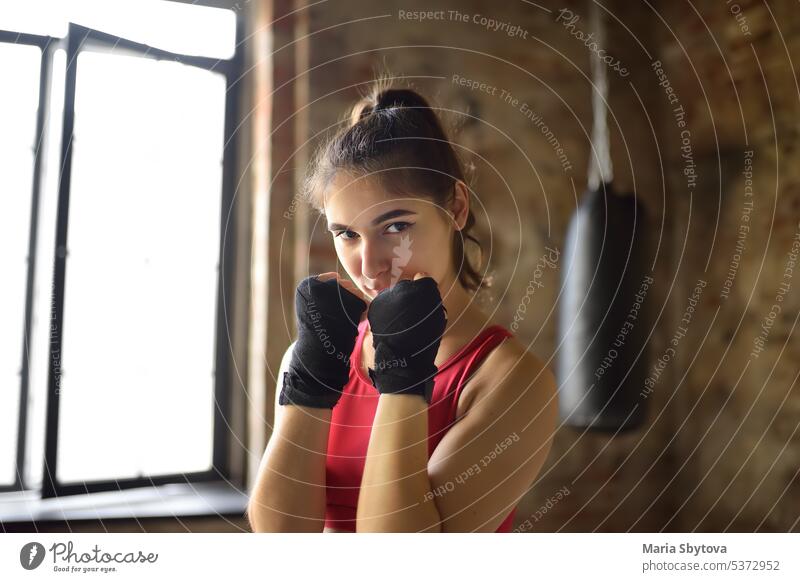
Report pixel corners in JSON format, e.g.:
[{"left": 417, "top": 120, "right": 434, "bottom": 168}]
[{"left": 0, "top": 0, "right": 242, "bottom": 504}]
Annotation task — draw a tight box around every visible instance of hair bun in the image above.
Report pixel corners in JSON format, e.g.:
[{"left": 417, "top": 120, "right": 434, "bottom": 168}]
[
  {"left": 351, "top": 88, "right": 432, "bottom": 125},
  {"left": 374, "top": 88, "right": 430, "bottom": 111}
]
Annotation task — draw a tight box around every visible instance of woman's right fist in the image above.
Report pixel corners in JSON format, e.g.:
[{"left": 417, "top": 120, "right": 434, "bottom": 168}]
[{"left": 279, "top": 273, "right": 368, "bottom": 409}]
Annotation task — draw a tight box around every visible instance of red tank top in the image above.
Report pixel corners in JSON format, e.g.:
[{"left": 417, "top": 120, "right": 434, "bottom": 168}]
[{"left": 325, "top": 318, "right": 517, "bottom": 532}]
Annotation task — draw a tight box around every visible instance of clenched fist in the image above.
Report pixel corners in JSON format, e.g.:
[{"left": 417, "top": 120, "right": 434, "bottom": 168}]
[{"left": 366, "top": 273, "right": 447, "bottom": 403}]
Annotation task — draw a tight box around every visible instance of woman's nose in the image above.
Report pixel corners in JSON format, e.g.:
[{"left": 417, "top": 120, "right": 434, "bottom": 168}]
[{"left": 361, "top": 236, "right": 392, "bottom": 281}]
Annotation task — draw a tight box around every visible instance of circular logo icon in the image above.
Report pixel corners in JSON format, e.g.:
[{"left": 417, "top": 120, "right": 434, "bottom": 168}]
[{"left": 20, "top": 542, "right": 46, "bottom": 570}]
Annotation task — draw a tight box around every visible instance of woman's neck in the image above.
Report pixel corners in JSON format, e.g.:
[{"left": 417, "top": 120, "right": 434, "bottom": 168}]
[{"left": 439, "top": 276, "right": 474, "bottom": 336}]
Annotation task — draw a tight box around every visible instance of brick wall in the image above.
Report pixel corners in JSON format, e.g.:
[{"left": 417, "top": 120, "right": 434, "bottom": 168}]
[{"left": 279, "top": 0, "right": 800, "bottom": 532}]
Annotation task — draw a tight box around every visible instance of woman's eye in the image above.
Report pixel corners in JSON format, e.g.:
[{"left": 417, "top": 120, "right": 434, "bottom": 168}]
[
  {"left": 334, "top": 222, "right": 412, "bottom": 241},
  {"left": 335, "top": 230, "right": 358, "bottom": 241},
  {"left": 386, "top": 221, "right": 412, "bottom": 234}
]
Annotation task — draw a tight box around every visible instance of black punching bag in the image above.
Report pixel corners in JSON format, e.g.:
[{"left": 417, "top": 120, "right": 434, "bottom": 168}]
[
  {"left": 557, "top": 182, "right": 651, "bottom": 432},
  {"left": 556, "top": 2, "right": 651, "bottom": 432}
]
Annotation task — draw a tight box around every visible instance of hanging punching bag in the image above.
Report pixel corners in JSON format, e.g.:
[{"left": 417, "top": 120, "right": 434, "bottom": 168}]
[
  {"left": 556, "top": 3, "right": 651, "bottom": 432},
  {"left": 557, "top": 182, "right": 651, "bottom": 432}
]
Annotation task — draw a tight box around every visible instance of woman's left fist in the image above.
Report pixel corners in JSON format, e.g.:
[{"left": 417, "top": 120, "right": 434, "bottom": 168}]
[{"left": 366, "top": 273, "right": 448, "bottom": 403}]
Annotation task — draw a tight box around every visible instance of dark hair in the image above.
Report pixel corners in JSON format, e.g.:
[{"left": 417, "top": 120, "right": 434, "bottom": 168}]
[{"left": 302, "top": 80, "right": 492, "bottom": 294}]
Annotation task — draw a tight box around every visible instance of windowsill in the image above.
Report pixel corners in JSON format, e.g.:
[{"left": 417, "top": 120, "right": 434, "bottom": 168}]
[{"left": 0, "top": 481, "right": 248, "bottom": 524}]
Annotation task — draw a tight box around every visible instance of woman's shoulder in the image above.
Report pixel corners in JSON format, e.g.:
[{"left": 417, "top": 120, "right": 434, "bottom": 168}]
[
  {"left": 455, "top": 314, "right": 554, "bottom": 419},
  {"left": 477, "top": 332, "right": 549, "bottom": 383},
  {"left": 464, "top": 308, "right": 530, "bottom": 365},
  {"left": 458, "top": 308, "right": 525, "bottom": 366}
]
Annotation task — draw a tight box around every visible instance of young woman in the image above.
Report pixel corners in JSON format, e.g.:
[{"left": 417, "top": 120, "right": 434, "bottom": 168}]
[{"left": 247, "top": 82, "right": 558, "bottom": 533}]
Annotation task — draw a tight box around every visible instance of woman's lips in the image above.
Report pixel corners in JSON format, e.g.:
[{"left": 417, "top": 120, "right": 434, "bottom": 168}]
[{"left": 366, "top": 279, "right": 416, "bottom": 294}]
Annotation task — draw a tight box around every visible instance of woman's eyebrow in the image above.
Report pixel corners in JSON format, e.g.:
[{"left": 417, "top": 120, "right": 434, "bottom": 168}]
[{"left": 327, "top": 209, "right": 417, "bottom": 232}]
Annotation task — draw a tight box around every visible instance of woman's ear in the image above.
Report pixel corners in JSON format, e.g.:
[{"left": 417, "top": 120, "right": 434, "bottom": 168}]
[{"left": 450, "top": 180, "right": 470, "bottom": 231}]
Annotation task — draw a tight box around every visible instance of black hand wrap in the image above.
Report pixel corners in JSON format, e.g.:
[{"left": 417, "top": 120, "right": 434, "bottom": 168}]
[
  {"left": 279, "top": 275, "right": 367, "bottom": 409},
  {"left": 366, "top": 277, "right": 447, "bottom": 404}
]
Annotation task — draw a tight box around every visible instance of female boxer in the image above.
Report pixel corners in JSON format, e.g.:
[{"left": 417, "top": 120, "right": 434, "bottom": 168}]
[{"left": 247, "top": 82, "right": 558, "bottom": 533}]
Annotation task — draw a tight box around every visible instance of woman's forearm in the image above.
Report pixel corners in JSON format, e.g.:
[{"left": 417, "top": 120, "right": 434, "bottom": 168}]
[
  {"left": 248, "top": 405, "right": 331, "bottom": 532},
  {"left": 357, "top": 394, "right": 442, "bottom": 532}
]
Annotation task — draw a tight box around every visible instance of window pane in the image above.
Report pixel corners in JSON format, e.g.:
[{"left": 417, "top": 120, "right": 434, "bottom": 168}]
[
  {"left": 0, "top": 43, "right": 42, "bottom": 486},
  {"left": 0, "top": 0, "right": 236, "bottom": 60},
  {"left": 56, "top": 50, "right": 226, "bottom": 483}
]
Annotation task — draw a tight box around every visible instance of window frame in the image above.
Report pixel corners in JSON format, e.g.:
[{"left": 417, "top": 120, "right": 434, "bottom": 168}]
[
  {"left": 0, "top": 28, "right": 54, "bottom": 496},
  {"left": 0, "top": 15, "right": 244, "bottom": 501}
]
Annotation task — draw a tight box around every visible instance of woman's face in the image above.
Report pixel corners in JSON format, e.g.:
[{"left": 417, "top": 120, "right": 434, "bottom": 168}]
[{"left": 324, "top": 172, "right": 455, "bottom": 301}]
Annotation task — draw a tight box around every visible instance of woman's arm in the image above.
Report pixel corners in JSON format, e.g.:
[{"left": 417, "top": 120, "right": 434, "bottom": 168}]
[
  {"left": 426, "top": 341, "right": 557, "bottom": 532},
  {"left": 357, "top": 394, "right": 442, "bottom": 532},
  {"left": 247, "top": 273, "right": 366, "bottom": 532},
  {"left": 355, "top": 273, "right": 446, "bottom": 532},
  {"left": 358, "top": 339, "right": 558, "bottom": 533},
  {"left": 248, "top": 408, "right": 331, "bottom": 532},
  {"left": 247, "top": 342, "right": 331, "bottom": 533}
]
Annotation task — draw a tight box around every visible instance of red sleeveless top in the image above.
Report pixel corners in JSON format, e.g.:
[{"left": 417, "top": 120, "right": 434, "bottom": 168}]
[{"left": 325, "top": 318, "right": 517, "bottom": 532}]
